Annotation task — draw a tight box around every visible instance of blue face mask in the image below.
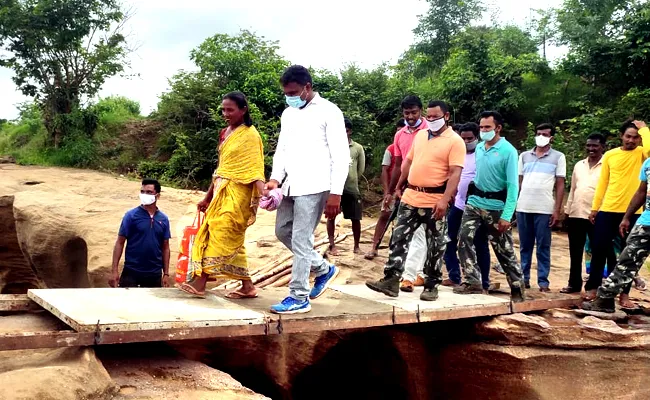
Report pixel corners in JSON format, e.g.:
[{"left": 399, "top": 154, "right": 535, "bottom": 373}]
[
  {"left": 480, "top": 130, "right": 496, "bottom": 142},
  {"left": 404, "top": 118, "right": 422, "bottom": 128},
  {"left": 286, "top": 88, "right": 307, "bottom": 108}
]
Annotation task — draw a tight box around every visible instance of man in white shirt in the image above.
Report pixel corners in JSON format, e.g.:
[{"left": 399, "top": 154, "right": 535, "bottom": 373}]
[{"left": 264, "top": 65, "right": 350, "bottom": 314}]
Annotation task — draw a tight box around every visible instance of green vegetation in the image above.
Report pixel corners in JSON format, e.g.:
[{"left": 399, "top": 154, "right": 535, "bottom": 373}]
[{"left": 1, "top": 0, "right": 650, "bottom": 190}]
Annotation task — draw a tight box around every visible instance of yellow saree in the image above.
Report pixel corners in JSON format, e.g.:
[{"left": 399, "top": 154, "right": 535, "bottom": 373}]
[{"left": 190, "top": 124, "right": 265, "bottom": 280}]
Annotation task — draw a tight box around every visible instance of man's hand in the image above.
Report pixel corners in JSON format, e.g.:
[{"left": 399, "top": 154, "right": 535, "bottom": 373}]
[
  {"left": 162, "top": 274, "right": 170, "bottom": 288},
  {"left": 619, "top": 218, "right": 631, "bottom": 238},
  {"left": 433, "top": 198, "right": 449, "bottom": 220},
  {"left": 550, "top": 211, "right": 560, "bottom": 227},
  {"left": 197, "top": 197, "right": 210, "bottom": 212},
  {"left": 589, "top": 210, "right": 598, "bottom": 224},
  {"left": 497, "top": 219, "right": 511, "bottom": 233},
  {"left": 108, "top": 271, "right": 119, "bottom": 288},
  {"left": 263, "top": 179, "right": 279, "bottom": 197},
  {"left": 324, "top": 194, "right": 341, "bottom": 219},
  {"left": 633, "top": 120, "right": 647, "bottom": 130}
]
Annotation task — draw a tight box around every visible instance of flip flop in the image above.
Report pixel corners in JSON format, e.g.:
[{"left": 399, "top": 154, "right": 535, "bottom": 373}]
[
  {"left": 178, "top": 282, "right": 206, "bottom": 298},
  {"left": 225, "top": 290, "right": 259, "bottom": 299}
]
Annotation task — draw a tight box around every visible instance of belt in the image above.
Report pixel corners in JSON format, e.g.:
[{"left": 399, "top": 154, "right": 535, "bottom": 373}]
[
  {"left": 467, "top": 182, "right": 507, "bottom": 202},
  {"left": 407, "top": 181, "right": 447, "bottom": 194}
]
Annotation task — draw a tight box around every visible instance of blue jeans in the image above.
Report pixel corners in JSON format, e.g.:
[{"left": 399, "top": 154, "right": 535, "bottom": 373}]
[
  {"left": 275, "top": 192, "right": 331, "bottom": 301},
  {"left": 516, "top": 212, "right": 552, "bottom": 288},
  {"left": 444, "top": 205, "right": 491, "bottom": 288}
]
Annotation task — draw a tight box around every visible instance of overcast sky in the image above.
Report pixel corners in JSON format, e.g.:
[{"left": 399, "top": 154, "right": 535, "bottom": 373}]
[{"left": 0, "top": 0, "right": 564, "bottom": 119}]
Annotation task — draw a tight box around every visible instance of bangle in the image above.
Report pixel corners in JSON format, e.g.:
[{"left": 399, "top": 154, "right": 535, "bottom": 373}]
[{"left": 163, "top": 273, "right": 169, "bottom": 276}]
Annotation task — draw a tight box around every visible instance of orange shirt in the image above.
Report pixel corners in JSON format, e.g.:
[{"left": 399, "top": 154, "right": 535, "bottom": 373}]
[{"left": 401, "top": 127, "right": 466, "bottom": 208}]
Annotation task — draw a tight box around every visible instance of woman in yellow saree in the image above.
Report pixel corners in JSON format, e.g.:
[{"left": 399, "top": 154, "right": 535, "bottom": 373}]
[{"left": 179, "top": 92, "right": 266, "bottom": 298}]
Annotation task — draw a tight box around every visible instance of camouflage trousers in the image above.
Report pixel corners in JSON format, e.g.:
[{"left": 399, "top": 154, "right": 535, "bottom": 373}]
[
  {"left": 598, "top": 224, "right": 650, "bottom": 299},
  {"left": 458, "top": 204, "right": 523, "bottom": 289},
  {"left": 384, "top": 202, "right": 449, "bottom": 289}
]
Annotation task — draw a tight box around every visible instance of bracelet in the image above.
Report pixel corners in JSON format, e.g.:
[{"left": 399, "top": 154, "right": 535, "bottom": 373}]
[{"left": 163, "top": 273, "right": 169, "bottom": 276}]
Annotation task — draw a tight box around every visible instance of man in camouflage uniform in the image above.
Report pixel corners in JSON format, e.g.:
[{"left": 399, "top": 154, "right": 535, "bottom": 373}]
[
  {"left": 453, "top": 111, "right": 525, "bottom": 302},
  {"left": 583, "top": 151, "right": 650, "bottom": 313},
  {"left": 366, "top": 101, "right": 465, "bottom": 301}
]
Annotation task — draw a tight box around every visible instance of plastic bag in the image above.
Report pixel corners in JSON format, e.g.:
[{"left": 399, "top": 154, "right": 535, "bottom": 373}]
[{"left": 175, "top": 212, "right": 204, "bottom": 284}]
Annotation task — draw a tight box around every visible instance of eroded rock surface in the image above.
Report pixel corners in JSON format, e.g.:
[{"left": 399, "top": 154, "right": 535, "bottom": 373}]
[{"left": 0, "top": 347, "right": 117, "bottom": 399}]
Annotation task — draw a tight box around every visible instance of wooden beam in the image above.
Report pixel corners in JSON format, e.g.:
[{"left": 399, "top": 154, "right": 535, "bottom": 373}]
[
  {"left": 0, "top": 331, "right": 94, "bottom": 350},
  {"left": 0, "top": 294, "right": 42, "bottom": 311},
  {"left": 511, "top": 294, "right": 582, "bottom": 313}
]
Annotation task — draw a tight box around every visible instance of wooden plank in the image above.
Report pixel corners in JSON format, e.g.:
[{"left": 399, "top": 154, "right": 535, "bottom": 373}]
[
  {"left": 0, "top": 294, "right": 41, "bottom": 311},
  {"left": 330, "top": 285, "right": 511, "bottom": 324},
  {"left": 96, "top": 324, "right": 269, "bottom": 345},
  {"left": 28, "top": 288, "right": 267, "bottom": 332},
  {"left": 512, "top": 292, "right": 582, "bottom": 313},
  {"left": 212, "top": 287, "right": 397, "bottom": 334},
  {"left": 0, "top": 331, "right": 95, "bottom": 350}
]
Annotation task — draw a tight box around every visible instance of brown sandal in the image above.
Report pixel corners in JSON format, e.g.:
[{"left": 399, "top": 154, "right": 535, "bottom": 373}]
[
  {"left": 177, "top": 282, "right": 206, "bottom": 298},
  {"left": 225, "top": 290, "right": 259, "bottom": 299}
]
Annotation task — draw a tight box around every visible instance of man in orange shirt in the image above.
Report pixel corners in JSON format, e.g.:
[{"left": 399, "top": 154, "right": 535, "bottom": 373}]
[{"left": 366, "top": 100, "right": 465, "bottom": 301}]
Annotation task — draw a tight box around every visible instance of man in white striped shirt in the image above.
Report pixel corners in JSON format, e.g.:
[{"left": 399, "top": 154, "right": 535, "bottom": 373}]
[{"left": 264, "top": 65, "right": 350, "bottom": 314}]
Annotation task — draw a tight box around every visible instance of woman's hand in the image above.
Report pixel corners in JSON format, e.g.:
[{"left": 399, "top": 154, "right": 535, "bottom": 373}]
[{"left": 197, "top": 197, "right": 210, "bottom": 212}]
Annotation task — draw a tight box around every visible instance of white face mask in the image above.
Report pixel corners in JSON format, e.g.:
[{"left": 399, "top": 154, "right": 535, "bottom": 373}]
[
  {"left": 535, "top": 135, "right": 551, "bottom": 147},
  {"left": 427, "top": 117, "right": 446, "bottom": 132},
  {"left": 140, "top": 193, "right": 156, "bottom": 206}
]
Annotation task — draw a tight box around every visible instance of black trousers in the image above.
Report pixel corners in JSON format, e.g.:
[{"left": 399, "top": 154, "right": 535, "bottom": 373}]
[
  {"left": 119, "top": 268, "right": 162, "bottom": 288},
  {"left": 566, "top": 218, "right": 616, "bottom": 290},
  {"left": 585, "top": 212, "right": 637, "bottom": 294}
]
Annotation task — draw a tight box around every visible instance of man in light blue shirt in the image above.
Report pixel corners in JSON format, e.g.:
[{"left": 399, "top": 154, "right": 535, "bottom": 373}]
[
  {"left": 583, "top": 157, "right": 650, "bottom": 313},
  {"left": 453, "top": 111, "right": 525, "bottom": 302}
]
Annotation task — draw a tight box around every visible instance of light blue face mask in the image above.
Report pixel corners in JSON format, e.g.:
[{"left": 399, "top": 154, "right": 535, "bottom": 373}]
[
  {"left": 480, "top": 130, "right": 496, "bottom": 142},
  {"left": 286, "top": 88, "right": 307, "bottom": 108}
]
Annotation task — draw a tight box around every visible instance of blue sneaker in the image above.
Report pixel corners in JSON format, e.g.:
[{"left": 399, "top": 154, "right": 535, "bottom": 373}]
[
  {"left": 270, "top": 296, "right": 311, "bottom": 314},
  {"left": 310, "top": 264, "right": 339, "bottom": 299}
]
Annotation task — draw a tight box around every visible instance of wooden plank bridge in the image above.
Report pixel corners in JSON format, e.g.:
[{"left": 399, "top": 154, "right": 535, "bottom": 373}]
[{"left": 0, "top": 285, "right": 581, "bottom": 351}]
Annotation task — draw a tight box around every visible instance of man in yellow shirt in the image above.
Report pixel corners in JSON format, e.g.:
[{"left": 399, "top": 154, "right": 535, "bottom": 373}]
[{"left": 586, "top": 120, "right": 650, "bottom": 307}]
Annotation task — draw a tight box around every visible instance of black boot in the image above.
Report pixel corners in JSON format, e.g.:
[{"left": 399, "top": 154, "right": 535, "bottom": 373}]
[
  {"left": 511, "top": 286, "right": 525, "bottom": 303},
  {"left": 581, "top": 296, "right": 616, "bottom": 313},
  {"left": 366, "top": 275, "right": 401, "bottom": 297},
  {"left": 453, "top": 282, "right": 484, "bottom": 294},
  {"left": 420, "top": 287, "right": 439, "bottom": 301}
]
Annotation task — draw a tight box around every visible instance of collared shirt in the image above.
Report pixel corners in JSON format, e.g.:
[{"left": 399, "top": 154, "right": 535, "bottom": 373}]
[
  {"left": 636, "top": 158, "right": 650, "bottom": 226},
  {"left": 393, "top": 117, "right": 427, "bottom": 159},
  {"left": 119, "top": 206, "right": 171, "bottom": 275},
  {"left": 564, "top": 158, "right": 603, "bottom": 219},
  {"left": 455, "top": 152, "right": 476, "bottom": 211},
  {"left": 344, "top": 140, "right": 366, "bottom": 195},
  {"left": 401, "top": 127, "right": 465, "bottom": 208},
  {"left": 592, "top": 127, "right": 650, "bottom": 214},
  {"left": 467, "top": 137, "right": 519, "bottom": 221},
  {"left": 516, "top": 147, "right": 566, "bottom": 215},
  {"left": 270, "top": 93, "right": 350, "bottom": 196}
]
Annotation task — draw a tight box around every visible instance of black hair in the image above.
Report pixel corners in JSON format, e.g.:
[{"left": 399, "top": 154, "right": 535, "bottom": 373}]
[
  {"left": 223, "top": 91, "right": 253, "bottom": 127},
  {"left": 141, "top": 178, "right": 161, "bottom": 194},
  {"left": 427, "top": 100, "right": 449, "bottom": 114},
  {"left": 478, "top": 111, "right": 504, "bottom": 128},
  {"left": 460, "top": 122, "right": 480, "bottom": 138},
  {"left": 535, "top": 123, "right": 555, "bottom": 136},
  {"left": 586, "top": 132, "right": 607, "bottom": 145},
  {"left": 452, "top": 123, "right": 463, "bottom": 133},
  {"left": 620, "top": 120, "right": 638, "bottom": 134},
  {"left": 400, "top": 95, "right": 423, "bottom": 110},
  {"left": 280, "top": 65, "right": 312, "bottom": 86},
  {"left": 344, "top": 117, "right": 352, "bottom": 130}
]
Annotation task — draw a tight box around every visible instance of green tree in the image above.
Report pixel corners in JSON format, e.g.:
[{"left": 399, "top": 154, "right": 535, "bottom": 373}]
[
  {"left": 408, "top": 0, "right": 484, "bottom": 75},
  {"left": 0, "top": 0, "right": 131, "bottom": 147}
]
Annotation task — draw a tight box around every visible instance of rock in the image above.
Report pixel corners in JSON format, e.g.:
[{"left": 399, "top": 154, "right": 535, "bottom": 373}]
[
  {"left": 0, "top": 347, "right": 117, "bottom": 399},
  {"left": 435, "top": 342, "right": 650, "bottom": 400},
  {"left": 573, "top": 308, "right": 628, "bottom": 321},
  {"left": 0, "top": 155, "right": 15, "bottom": 164},
  {"left": 476, "top": 313, "right": 650, "bottom": 349},
  {"left": 0, "top": 194, "right": 42, "bottom": 294},
  {"left": 98, "top": 344, "right": 269, "bottom": 400}
]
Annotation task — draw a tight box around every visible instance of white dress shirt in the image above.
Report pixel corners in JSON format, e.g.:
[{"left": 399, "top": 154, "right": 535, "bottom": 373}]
[{"left": 270, "top": 93, "right": 350, "bottom": 196}]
